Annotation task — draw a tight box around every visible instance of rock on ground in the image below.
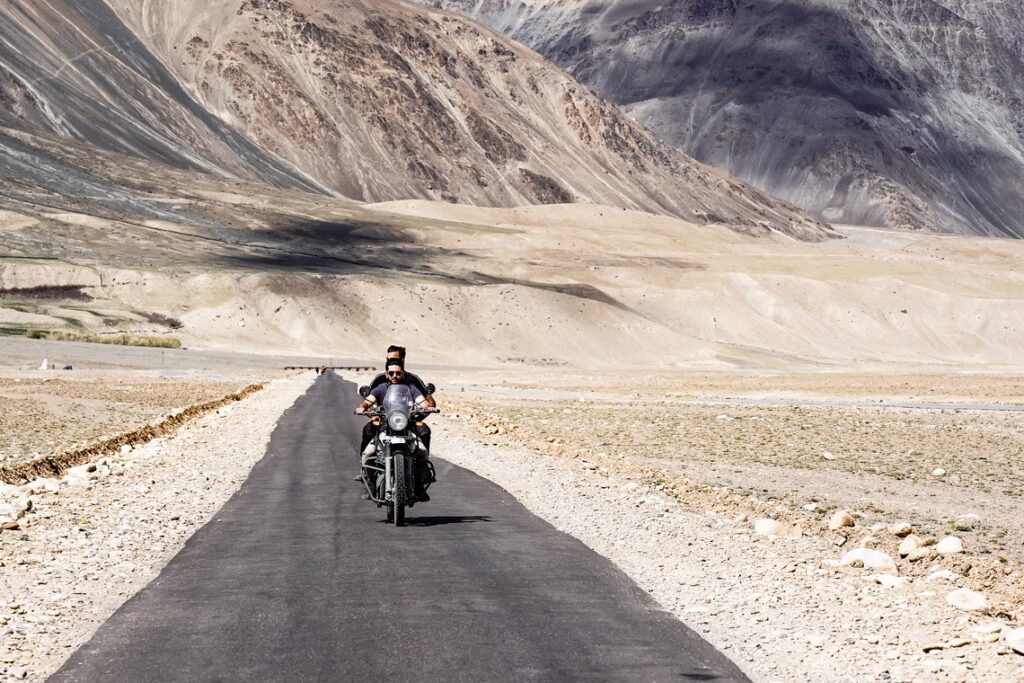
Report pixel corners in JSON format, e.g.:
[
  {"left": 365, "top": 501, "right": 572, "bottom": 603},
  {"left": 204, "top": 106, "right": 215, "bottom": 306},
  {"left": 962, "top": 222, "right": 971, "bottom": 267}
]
[{"left": 946, "top": 588, "right": 989, "bottom": 612}]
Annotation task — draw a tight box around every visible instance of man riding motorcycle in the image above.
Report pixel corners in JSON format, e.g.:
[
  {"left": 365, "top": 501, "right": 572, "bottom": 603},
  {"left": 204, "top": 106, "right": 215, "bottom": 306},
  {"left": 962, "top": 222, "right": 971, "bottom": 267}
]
[
  {"left": 361, "top": 345, "right": 435, "bottom": 453},
  {"left": 355, "top": 357, "right": 436, "bottom": 501}
]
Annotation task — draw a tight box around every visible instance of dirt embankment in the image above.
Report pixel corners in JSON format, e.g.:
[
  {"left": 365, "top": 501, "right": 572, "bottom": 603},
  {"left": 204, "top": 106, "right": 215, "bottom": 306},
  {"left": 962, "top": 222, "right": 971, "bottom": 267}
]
[{"left": 0, "top": 381, "right": 265, "bottom": 485}]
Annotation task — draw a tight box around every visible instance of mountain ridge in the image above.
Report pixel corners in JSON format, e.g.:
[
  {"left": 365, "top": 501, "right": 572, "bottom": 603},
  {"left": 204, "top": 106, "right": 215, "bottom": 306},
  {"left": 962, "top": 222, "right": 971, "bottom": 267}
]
[
  {"left": 426, "top": 0, "right": 1024, "bottom": 238},
  {"left": 0, "top": 0, "right": 833, "bottom": 240}
]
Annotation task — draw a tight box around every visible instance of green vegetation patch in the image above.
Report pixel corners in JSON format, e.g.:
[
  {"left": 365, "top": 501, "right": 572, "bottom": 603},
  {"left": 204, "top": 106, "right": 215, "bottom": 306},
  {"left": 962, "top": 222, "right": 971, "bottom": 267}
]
[{"left": 24, "top": 329, "right": 182, "bottom": 348}]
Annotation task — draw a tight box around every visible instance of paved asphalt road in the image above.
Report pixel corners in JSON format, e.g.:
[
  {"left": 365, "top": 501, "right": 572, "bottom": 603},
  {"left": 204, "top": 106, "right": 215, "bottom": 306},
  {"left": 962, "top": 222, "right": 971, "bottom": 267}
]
[{"left": 50, "top": 373, "right": 749, "bottom": 682}]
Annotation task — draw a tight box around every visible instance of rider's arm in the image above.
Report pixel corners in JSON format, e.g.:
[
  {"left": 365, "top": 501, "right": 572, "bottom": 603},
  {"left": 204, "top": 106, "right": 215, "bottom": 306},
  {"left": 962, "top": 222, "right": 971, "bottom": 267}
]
[
  {"left": 355, "top": 395, "right": 377, "bottom": 414},
  {"left": 406, "top": 372, "right": 436, "bottom": 408}
]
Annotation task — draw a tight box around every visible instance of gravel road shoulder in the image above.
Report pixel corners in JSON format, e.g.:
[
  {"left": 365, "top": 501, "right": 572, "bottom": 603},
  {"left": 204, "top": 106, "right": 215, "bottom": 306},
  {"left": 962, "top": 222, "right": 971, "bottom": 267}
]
[
  {"left": 0, "top": 374, "right": 313, "bottom": 681},
  {"left": 436, "top": 417, "right": 1024, "bottom": 682}
]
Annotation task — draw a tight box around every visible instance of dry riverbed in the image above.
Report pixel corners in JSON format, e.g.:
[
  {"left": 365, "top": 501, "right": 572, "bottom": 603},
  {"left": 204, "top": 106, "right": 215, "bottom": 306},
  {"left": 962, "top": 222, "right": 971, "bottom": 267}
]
[{"left": 0, "top": 374, "right": 313, "bottom": 681}]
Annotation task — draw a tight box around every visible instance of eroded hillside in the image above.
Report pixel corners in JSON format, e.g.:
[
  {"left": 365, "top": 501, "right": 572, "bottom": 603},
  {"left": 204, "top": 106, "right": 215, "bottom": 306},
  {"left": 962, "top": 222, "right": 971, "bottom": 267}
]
[
  {"left": 428, "top": 0, "right": 1024, "bottom": 237},
  {"left": 0, "top": 0, "right": 830, "bottom": 239}
]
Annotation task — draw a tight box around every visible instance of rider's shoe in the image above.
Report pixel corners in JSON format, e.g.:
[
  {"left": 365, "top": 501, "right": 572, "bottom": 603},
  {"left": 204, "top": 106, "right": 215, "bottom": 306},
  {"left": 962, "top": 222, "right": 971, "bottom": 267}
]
[
  {"left": 353, "top": 474, "right": 364, "bottom": 483},
  {"left": 416, "top": 487, "right": 430, "bottom": 502}
]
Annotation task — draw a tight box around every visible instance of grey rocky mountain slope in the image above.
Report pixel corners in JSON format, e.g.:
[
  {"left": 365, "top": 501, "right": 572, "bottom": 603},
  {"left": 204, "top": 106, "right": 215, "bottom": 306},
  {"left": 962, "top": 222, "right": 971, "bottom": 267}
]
[
  {"left": 0, "top": 0, "right": 325, "bottom": 193},
  {"left": 426, "top": 0, "right": 1024, "bottom": 237},
  {"left": 0, "top": 0, "right": 829, "bottom": 239}
]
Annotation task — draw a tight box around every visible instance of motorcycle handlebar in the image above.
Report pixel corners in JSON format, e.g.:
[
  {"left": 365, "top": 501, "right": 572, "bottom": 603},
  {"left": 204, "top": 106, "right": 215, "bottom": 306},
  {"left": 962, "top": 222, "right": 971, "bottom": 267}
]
[{"left": 353, "top": 407, "right": 439, "bottom": 416}]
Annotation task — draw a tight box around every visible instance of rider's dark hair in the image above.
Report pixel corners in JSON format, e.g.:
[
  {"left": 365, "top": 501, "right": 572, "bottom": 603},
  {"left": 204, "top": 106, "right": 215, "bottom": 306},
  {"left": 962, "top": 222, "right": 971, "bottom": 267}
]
[{"left": 387, "top": 344, "right": 406, "bottom": 359}]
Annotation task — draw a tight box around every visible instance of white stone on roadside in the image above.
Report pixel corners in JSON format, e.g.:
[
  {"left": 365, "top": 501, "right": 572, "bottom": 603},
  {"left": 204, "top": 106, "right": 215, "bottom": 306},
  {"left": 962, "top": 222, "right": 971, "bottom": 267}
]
[
  {"left": 801, "top": 502, "right": 820, "bottom": 512},
  {"left": 907, "top": 547, "right": 931, "bottom": 562},
  {"left": 829, "top": 510, "right": 855, "bottom": 530},
  {"left": 936, "top": 536, "right": 964, "bottom": 554},
  {"left": 65, "top": 465, "right": 91, "bottom": 483},
  {"left": 821, "top": 451, "right": 835, "bottom": 460},
  {"left": 898, "top": 534, "right": 925, "bottom": 557},
  {"left": 889, "top": 522, "right": 913, "bottom": 537},
  {"left": 972, "top": 623, "right": 1004, "bottom": 635},
  {"left": 23, "top": 478, "right": 60, "bottom": 495},
  {"left": 840, "top": 548, "right": 898, "bottom": 575},
  {"left": 932, "top": 468, "right": 946, "bottom": 477},
  {"left": 926, "top": 570, "right": 957, "bottom": 582},
  {"left": 754, "top": 518, "right": 790, "bottom": 538},
  {"left": 0, "top": 496, "right": 30, "bottom": 518},
  {"left": 946, "top": 588, "right": 988, "bottom": 612},
  {"left": 871, "top": 574, "right": 908, "bottom": 588},
  {"left": 8, "top": 666, "right": 27, "bottom": 680},
  {"left": 120, "top": 444, "right": 133, "bottom": 455},
  {"left": 1005, "top": 627, "right": 1024, "bottom": 655}
]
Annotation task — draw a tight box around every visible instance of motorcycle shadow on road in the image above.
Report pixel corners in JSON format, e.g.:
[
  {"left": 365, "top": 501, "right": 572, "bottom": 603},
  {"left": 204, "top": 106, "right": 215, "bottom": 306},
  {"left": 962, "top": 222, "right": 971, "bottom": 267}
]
[{"left": 381, "top": 515, "right": 492, "bottom": 527}]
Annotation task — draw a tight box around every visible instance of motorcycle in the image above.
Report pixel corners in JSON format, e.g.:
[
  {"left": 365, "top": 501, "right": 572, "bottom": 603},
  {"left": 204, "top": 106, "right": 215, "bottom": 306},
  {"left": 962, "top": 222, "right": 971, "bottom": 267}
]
[{"left": 355, "top": 382, "right": 438, "bottom": 526}]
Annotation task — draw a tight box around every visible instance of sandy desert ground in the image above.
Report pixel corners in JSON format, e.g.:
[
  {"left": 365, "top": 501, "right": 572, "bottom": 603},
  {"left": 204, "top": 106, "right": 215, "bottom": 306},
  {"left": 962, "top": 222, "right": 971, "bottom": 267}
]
[{"left": 4, "top": 194, "right": 1024, "bottom": 369}]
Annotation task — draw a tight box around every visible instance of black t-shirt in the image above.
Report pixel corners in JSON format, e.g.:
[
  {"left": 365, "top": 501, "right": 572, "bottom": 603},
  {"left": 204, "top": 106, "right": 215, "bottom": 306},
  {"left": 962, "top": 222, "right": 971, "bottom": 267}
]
[
  {"left": 369, "top": 381, "right": 423, "bottom": 405},
  {"left": 368, "top": 371, "right": 430, "bottom": 395}
]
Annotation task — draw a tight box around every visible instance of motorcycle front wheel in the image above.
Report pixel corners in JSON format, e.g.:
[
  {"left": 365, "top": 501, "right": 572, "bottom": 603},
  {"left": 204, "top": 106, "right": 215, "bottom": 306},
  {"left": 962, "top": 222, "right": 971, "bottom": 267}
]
[{"left": 392, "top": 452, "right": 407, "bottom": 527}]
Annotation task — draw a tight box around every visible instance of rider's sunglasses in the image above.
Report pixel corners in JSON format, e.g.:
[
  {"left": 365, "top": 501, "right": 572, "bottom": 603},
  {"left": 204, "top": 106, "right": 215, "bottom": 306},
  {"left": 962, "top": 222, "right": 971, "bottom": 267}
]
[{"left": 386, "top": 371, "right": 403, "bottom": 377}]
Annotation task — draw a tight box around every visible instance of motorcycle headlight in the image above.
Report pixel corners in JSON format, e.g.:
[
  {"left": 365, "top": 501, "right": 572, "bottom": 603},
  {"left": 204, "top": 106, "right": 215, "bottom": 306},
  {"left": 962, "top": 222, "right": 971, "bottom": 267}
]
[{"left": 388, "top": 412, "right": 409, "bottom": 431}]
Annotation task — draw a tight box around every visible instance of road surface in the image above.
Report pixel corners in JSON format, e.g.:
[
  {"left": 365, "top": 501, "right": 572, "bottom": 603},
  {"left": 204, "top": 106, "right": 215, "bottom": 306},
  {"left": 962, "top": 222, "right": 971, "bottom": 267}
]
[{"left": 50, "top": 373, "right": 749, "bottom": 682}]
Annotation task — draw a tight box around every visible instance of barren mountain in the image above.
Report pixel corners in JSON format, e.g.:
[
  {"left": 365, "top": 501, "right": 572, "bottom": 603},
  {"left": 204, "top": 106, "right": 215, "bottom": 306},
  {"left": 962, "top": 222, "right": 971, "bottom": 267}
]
[
  {"left": 0, "top": 0, "right": 829, "bottom": 239},
  {"left": 426, "top": 0, "right": 1024, "bottom": 237}
]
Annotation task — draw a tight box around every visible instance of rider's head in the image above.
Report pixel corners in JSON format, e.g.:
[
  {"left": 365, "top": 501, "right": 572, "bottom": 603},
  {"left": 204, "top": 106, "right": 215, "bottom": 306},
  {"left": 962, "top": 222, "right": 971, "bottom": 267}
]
[
  {"left": 385, "top": 358, "right": 405, "bottom": 384},
  {"left": 386, "top": 344, "right": 406, "bottom": 361}
]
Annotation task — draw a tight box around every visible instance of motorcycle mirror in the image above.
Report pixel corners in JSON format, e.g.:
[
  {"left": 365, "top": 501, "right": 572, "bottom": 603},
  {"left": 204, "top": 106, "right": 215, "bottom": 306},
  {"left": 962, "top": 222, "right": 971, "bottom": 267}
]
[
  {"left": 358, "top": 385, "right": 370, "bottom": 398},
  {"left": 425, "top": 383, "right": 436, "bottom": 395}
]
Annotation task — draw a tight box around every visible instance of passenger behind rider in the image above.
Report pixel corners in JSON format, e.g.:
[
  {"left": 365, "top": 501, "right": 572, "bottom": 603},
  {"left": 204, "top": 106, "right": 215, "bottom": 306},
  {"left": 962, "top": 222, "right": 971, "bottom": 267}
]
[{"left": 355, "top": 357, "right": 434, "bottom": 500}]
